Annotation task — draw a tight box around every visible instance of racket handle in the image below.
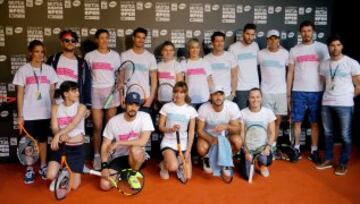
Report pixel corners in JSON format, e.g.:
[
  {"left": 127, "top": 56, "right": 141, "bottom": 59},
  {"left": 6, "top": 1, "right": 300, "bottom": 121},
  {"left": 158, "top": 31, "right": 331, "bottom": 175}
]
[
  {"left": 248, "top": 164, "right": 254, "bottom": 183},
  {"left": 103, "top": 94, "right": 114, "bottom": 109},
  {"left": 89, "top": 170, "right": 102, "bottom": 177}
]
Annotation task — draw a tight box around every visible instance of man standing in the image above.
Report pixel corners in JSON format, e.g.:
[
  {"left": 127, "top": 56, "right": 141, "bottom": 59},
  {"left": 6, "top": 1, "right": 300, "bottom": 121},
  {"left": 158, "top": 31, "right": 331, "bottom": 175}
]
[
  {"left": 120, "top": 27, "right": 157, "bottom": 109},
  {"left": 229, "top": 23, "right": 259, "bottom": 109},
  {"left": 287, "top": 20, "right": 329, "bottom": 163},
  {"left": 316, "top": 35, "right": 360, "bottom": 175},
  {"left": 47, "top": 30, "right": 91, "bottom": 106},
  {"left": 258, "top": 30, "right": 289, "bottom": 151},
  {"left": 205, "top": 31, "right": 238, "bottom": 100}
]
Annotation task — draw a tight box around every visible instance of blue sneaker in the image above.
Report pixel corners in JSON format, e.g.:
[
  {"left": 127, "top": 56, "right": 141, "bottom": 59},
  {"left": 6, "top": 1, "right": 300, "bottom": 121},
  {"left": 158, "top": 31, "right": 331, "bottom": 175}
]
[
  {"left": 24, "top": 169, "right": 35, "bottom": 184},
  {"left": 38, "top": 165, "right": 48, "bottom": 180}
]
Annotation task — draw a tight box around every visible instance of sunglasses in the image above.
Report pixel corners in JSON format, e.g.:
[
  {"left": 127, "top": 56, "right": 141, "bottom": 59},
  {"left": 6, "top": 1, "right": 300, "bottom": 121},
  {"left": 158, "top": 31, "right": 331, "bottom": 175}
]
[{"left": 63, "top": 38, "right": 77, "bottom": 43}]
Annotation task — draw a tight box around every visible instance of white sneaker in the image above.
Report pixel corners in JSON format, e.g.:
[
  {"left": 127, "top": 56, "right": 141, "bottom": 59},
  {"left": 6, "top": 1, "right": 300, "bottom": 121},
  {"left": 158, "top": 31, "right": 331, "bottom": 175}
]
[
  {"left": 202, "top": 157, "right": 212, "bottom": 174},
  {"left": 159, "top": 162, "right": 169, "bottom": 180},
  {"left": 93, "top": 154, "right": 101, "bottom": 171},
  {"left": 50, "top": 170, "right": 69, "bottom": 192},
  {"left": 260, "top": 166, "right": 270, "bottom": 177},
  {"left": 49, "top": 179, "right": 56, "bottom": 192}
]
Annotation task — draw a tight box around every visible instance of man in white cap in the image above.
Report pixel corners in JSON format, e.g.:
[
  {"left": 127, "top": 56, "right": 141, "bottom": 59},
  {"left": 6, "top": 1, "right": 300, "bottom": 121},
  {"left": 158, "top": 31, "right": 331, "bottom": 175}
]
[
  {"left": 257, "top": 29, "right": 289, "bottom": 155},
  {"left": 197, "top": 86, "right": 242, "bottom": 173}
]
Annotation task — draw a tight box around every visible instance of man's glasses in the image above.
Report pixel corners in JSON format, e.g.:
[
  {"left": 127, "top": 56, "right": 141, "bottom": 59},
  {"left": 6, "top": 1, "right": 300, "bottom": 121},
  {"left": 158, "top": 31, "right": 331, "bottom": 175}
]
[{"left": 63, "top": 38, "right": 77, "bottom": 43}]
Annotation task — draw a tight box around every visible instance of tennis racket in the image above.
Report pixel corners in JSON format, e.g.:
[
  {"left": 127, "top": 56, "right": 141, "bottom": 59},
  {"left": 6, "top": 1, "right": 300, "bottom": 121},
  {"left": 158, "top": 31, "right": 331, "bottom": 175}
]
[
  {"left": 244, "top": 124, "right": 267, "bottom": 184},
  {"left": 83, "top": 166, "right": 144, "bottom": 196},
  {"left": 176, "top": 131, "right": 190, "bottom": 184},
  {"left": 17, "top": 124, "right": 39, "bottom": 166},
  {"left": 276, "top": 143, "right": 297, "bottom": 162},
  {"left": 158, "top": 82, "right": 174, "bottom": 104},
  {"left": 103, "top": 60, "right": 135, "bottom": 109},
  {"left": 125, "top": 84, "right": 146, "bottom": 105},
  {"left": 54, "top": 145, "right": 73, "bottom": 200}
]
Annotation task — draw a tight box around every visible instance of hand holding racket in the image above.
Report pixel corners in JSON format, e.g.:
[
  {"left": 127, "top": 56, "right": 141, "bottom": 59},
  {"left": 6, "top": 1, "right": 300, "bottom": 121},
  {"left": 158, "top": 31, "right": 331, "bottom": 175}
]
[
  {"left": 17, "top": 124, "right": 40, "bottom": 166},
  {"left": 104, "top": 60, "right": 135, "bottom": 109}
]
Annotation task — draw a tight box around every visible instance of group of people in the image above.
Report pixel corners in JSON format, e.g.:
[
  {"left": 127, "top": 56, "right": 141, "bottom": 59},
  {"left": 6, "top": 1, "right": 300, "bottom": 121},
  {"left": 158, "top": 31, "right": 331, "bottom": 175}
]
[{"left": 13, "top": 20, "right": 360, "bottom": 192}]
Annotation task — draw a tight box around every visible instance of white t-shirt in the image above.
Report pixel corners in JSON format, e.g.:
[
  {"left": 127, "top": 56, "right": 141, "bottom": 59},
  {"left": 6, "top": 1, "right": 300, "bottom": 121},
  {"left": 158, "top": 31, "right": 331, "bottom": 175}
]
[
  {"left": 320, "top": 55, "right": 360, "bottom": 106},
  {"left": 12, "top": 63, "right": 59, "bottom": 120},
  {"left": 241, "top": 107, "right": 276, "bottom": 151},
  {"left": 85, "top": 49, "right": 121, "bottom": 88},
  {"left": 204, "top": 51, "right": 237, "bottom": 96},
  {"left": 103, "top": 111, "right": 154, "bottom": 157},
  {"left": 157, "top": 59, "right": 182, "bottom": 101},
  {"left": 289, "top": 41, "right": 329, "bottom": 92},
  {"left": 258, "top": 48, "right": 289, "bottom": 94},
  {"left": 159, "top": 102, "right": 198, "bottom": 151},
  {"left": 121, "top": 49, "right": 157, "bottom": 99},
  {"left": 57, "top": 102, "right": 85, "bottom": 138},
  {"left": 55, "top": 55, "right": 78, "bottom": 88},
  {"left": 228, "top": 41, "right": 259, "bottom": 90},
  {"left": 198, "top": 100, "right": 242, "bottom": 137},
  {"left": 181, "top": 58, "right": 213, "bottom": 104}
]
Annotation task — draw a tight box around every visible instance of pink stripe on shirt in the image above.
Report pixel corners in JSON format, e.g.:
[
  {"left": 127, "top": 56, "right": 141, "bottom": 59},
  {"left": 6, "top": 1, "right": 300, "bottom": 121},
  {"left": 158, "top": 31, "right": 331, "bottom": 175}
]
[
  {"left": 57, "top": 68, "right": 78, "bottom": 80},
  {"left": 296, "top": 54, "right": 319, "bottom": 63},
  {"left": 186, "top": 68, "right": 206, "bottom": 76},
  {"left": 158, "top": 71, "right": 175, "bottom": 80},
  {"left": 91, "top": 62, "right": 113, "bottom": 71},
  {"left": 57, "top": 116, "right": 73, "bottom": 127},
  {"left": 117, "top": 130, "right": 139, "bottom": 141},
  {"left": 25, "top": 76, "right": 50, "bottom": 85}
]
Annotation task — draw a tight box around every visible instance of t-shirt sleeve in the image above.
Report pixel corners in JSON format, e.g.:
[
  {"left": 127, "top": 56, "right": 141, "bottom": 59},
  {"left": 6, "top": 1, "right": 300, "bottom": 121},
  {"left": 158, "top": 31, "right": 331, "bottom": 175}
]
[
  {"left": 48, "top": 66, "right": 59, "bottom": 84},
  {"left": 229, "top": 102, "right": 242, "bottom": 121},
  {"left": 103, "top": 119, "right": 115, "bottom": 140},
  {"left": 197, "top": 104, "right": 207, "bottom": 121},
  {"left": 267, "top": 109, "right": 277, "bottom": 123},
  {"left": 114, "top": 52, "right": 122, "bottom": 69},
  {"left": 319, "top": 61, "right": 327, "bottom": 76},
  {"left": 350, "top": 59, "right": 360, "bottom": 76},
  {"left": 204, "top": 60, "right": 213, "bottom": 77},
  {"left": 189, "top": 106, "right": 199, "bottom": 119},
  {"left": 142, "top": 113, "right": 155, "bottom": 131},
  {"left": 288, "top": 48, "right": 296, "bottom": 65},
  {"left": 229, "top": 53, "right": 238, "bottom": 68},
  {"left": 159, "top": 103, "right": 169, "bottom": 116},
  {"left": 149, "top": 54, "right": 158, "bottom": 71},
  {"left": 12, "top": 67, "right": 25, "bottom": 86},
  {"left": 175, "top": 62, "right": 183, "bottom": 74}
]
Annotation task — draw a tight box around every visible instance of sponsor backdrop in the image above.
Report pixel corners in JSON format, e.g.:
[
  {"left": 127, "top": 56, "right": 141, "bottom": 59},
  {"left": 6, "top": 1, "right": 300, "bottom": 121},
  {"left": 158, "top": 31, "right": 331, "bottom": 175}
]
[{"left": 0, "top": 0, "right": 333, "bottom": 162}]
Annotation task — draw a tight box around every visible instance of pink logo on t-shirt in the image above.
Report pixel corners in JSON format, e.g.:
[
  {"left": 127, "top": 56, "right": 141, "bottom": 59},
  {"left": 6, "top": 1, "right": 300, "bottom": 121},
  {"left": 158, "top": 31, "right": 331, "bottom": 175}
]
[
  {"left": 25, "top": 76, "right": 50, "bottom": 85},
  {"left": 296, "top": 55, "right": 319, "bottom": 63},
  {"left": 158, "top": 71, "right": 175, "bottom": 79},
  {"left": 186, "top": 68, "right": 206, "bottom": 76},
  {"left": 57, "top": 68, "right": 78, "bottom": 80},
  {"left": 92, "top": 62, "right": 113, "bottom": 71},
  {"left": 57, "top": 116, "right": 73, "bottom": 127},
  {"left": 117, "top": 130, "right": 139, "bottom": 141}
]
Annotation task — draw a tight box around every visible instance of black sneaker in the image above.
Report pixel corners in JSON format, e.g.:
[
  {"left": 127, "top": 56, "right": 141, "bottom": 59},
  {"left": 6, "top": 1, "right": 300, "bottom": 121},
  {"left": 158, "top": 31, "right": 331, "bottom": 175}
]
[
  {"left": 308, "top": 151, "right": 322, "bottom": 165},
  {"left": 291, "top": 149, "right": 302, "bottom": 163},
  {"left": 315, "top": 160, "right": 333, "bottom": 170},
  {"left": 334, "top": 165, "right": 348, "bottom": 176},
  {"left": 202, "top": 157, "right": 212, "bottom": 174}
]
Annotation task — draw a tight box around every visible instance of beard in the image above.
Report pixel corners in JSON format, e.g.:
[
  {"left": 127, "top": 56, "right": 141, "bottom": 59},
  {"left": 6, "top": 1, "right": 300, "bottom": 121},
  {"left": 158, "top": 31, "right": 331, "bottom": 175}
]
[{"left": 126, "top": 110, "right": 137, "bottom": 118}]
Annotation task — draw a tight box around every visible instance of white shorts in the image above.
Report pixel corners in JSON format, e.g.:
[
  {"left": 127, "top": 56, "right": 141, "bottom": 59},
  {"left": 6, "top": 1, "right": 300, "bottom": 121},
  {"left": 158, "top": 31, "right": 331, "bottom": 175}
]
[
  {"left": 262, "top": 93, "right": 287, "bottom": 116},
  {"left": 91, "top": 86, "right": 120, "bottom": 109}
]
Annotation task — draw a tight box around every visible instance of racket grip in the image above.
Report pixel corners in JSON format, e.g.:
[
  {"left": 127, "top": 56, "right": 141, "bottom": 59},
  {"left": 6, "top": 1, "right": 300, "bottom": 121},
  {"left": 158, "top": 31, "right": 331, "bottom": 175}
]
[
  {"left": 248, "top": 164, "right": 254, "bottom": 183},
  {"left": 103, "top": 94, "right": 114, "bottom": 109},
  {"left": 89, "top": 170, "right": 102, "bottom": 176}
]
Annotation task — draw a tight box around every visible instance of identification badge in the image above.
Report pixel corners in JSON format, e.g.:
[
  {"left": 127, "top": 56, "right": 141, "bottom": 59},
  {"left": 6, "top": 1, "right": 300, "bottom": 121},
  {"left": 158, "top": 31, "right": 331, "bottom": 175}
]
[
  {"left": 36, "top": 91, "right": 42, "bottom": 100},
  {"left": 330, "top": 83, "right": 335, "bottom": 91}
]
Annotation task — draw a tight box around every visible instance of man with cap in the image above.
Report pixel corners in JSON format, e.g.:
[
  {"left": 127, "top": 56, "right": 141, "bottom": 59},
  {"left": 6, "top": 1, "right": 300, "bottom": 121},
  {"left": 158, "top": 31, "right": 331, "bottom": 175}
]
[
  {"left": 197, "top": 86, "right": 242, "bottom": 174},
  {"left": 99, "top": 92, "right": 154, "bottom": 191},
  {"left": 257, "top": 29, "right": 289, "bottom": 155}
]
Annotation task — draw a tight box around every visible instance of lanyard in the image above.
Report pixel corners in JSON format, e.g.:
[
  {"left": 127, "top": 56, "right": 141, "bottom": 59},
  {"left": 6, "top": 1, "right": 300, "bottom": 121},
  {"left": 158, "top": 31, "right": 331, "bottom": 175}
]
[
  {"left": 329, "top": 63, "right": 339, "bottom": 82},
  {"left": 32, "top": 63, "right": 42, "bottom": 92}
]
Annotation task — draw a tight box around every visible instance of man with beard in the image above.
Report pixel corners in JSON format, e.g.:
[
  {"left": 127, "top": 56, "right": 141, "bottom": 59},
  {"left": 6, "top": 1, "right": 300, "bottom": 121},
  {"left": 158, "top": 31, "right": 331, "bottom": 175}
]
[
  {"left": 287, "top": 20, "right": 329, "bottom": 164},
  {"left": 99, "top": 92, "right": 154, "bottom": 190},
  {"left": 229, "top": 23, "right": 259, "bottom": 109},
  {"left": 47, "top": 30, "right": 91, "bottom": 106},
  {"left": 197, "top": 86, "right": 242, "bottom": 174}
]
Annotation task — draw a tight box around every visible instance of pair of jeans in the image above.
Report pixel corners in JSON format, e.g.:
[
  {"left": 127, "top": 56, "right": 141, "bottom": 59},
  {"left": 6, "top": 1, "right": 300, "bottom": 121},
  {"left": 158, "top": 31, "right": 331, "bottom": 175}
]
[{"left": 321, "top": 106, "right": 353, "bottom": 166}]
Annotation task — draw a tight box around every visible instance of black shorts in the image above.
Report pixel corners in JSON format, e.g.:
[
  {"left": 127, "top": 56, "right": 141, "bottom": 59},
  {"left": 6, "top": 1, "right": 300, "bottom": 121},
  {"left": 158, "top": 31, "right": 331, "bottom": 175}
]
[
  {"left": 161, "top": 147, "right": 185, "bottom": 157},
  {"left": 49, "top": 144, "right": 85, "bottom": 173},
  {"left": 24, "top": 119, "right": 51, "bottom": 143},
  {"left": 108, "top": 156, "right": 146, "bottom": 172}
]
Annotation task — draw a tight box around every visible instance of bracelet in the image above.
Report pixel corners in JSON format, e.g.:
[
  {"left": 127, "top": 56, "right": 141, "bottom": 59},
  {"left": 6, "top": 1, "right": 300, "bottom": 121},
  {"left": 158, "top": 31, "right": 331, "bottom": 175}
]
[{"left": 101, "top": 162, "right": 108, "bottom": 170}]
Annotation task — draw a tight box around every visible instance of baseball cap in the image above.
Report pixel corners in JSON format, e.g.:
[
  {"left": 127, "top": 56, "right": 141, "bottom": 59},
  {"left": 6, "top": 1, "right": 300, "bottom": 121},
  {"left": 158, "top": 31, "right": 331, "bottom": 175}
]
[
  {"left": 125, "top": 92, "right": 141, "bottom": 105},
  {"left": 210, "top": 86, "right": 225, "bottom": 94},
  {"left": 266, "top": 29, "right": 280, "bottom": 38}
]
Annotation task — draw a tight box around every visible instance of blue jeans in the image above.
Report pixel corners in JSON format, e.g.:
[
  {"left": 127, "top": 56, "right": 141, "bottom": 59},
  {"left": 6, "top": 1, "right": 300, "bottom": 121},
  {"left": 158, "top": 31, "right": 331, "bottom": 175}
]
[{"left": 321, "top": 106, "right": 353, "bottom": 166}]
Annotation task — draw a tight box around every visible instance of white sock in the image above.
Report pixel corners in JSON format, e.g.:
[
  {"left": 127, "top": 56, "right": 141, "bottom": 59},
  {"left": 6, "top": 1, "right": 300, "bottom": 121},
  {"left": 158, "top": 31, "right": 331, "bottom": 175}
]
[
  {"left": 272, "top": 142, "right": 277, "bottom": 148},
  {"left": 294, "top": 144, "right": 300, "bottom": 151},
  {"left": 94, "top": 153, "right": 100, "bottom": 158},
  {"left": 311, "top": 146, "right": 318, "bottom": 153}
]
